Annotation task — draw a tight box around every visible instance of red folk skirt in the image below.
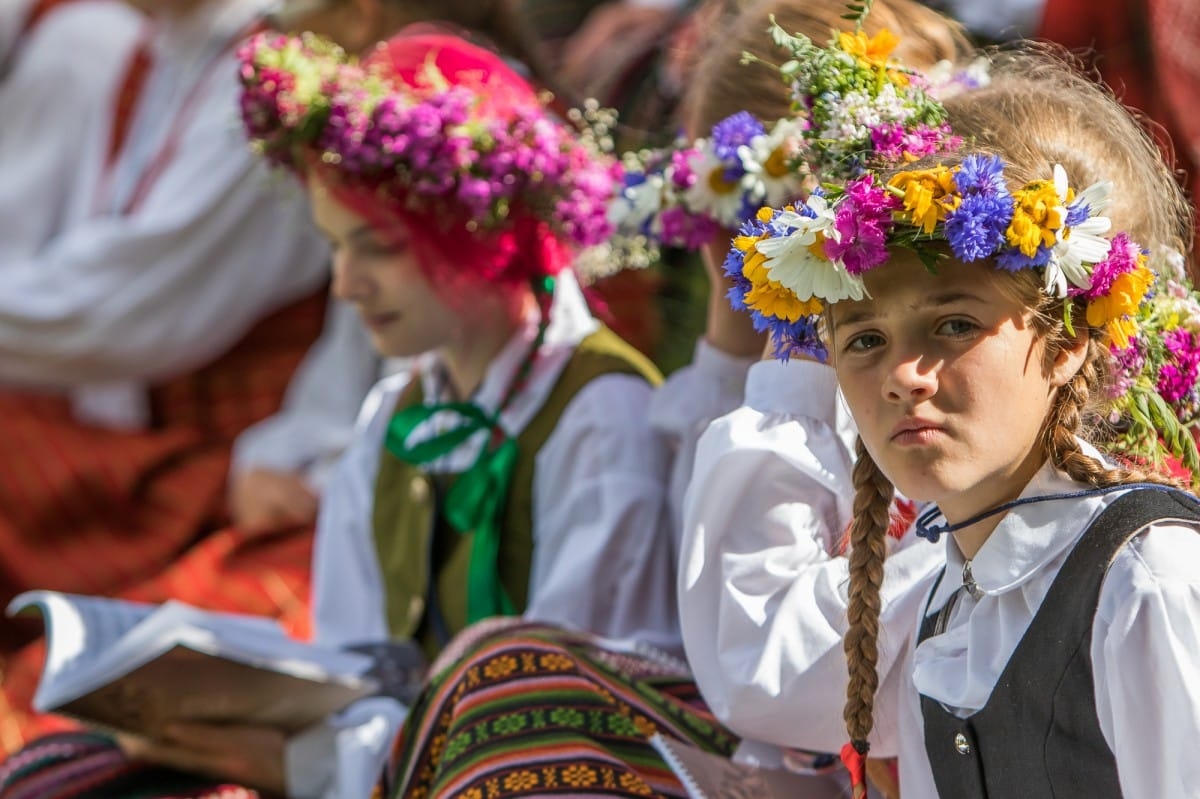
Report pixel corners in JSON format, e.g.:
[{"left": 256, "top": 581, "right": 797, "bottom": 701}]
[{"left": 0, "top": 293, "right": 326, "bottom": 754}]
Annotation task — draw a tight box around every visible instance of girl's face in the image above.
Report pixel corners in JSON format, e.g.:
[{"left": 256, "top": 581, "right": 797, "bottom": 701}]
[
  {"left": 830, "top": 249, "right": 1085, "bottom": 522},
  {"left": 308, "top": 180, "right": 459, "bottom": 358}
]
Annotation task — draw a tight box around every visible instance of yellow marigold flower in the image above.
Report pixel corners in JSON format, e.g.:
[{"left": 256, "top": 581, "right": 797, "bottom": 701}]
[
  {"left": 888, "top": 166, "right": 959, "bottom": 235},
  {"left": 744, "top": 281, "right": 823, "bottom": 322},
  {"left": 733, "top": 233, "right": 763, "bottom": 254},
  {"left": 1006, "top": 179, "right": 1065, "bottom": 257},
  {"left": 741, "top": 246, "right": 823, "bottom": 321},
  {"left": 1086, "top": 263, "right": 1154, "bottom": 349},
  {"left": 837, "top": 28, "right": 899, "bottom": 70}
]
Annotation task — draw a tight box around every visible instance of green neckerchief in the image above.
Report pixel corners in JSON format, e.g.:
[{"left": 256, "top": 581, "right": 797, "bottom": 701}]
[{"left": 384, "top": 280, "right": 552, "bottom": 624}]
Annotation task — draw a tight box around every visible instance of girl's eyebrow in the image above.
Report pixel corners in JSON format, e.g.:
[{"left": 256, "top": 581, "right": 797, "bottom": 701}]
[{"left": 835, "top": 290, "right": 989, "bottom": 328}]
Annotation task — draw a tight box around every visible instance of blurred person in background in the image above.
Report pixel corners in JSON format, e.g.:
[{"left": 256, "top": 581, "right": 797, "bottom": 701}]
[{"left": 0, "top": 0, "right": 334, "bottom": 752}]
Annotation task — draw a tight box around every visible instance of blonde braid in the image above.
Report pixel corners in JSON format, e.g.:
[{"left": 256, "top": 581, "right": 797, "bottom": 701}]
[
  {"left": 843, "top": 438, "right": 895, "bottom": 752},
  {"left": 1044, "top": 337, "right": 1181, "bottom": 489}
]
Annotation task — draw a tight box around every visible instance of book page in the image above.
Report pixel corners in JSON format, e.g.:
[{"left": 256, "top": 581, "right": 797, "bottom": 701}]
[
  {"left": 7, "top": 591, "right": 157, "bottom": 708},
  {"left": 649, "top": 735, "right": 849, "bottom": 799}
]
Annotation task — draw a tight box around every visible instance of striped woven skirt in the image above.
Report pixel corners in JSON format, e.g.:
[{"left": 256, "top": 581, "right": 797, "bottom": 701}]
[
  {"left": 0, "top": 731, "right": 265, "bottom": 799},
  {"left": 386, "top": 620, "right": 737, "bottom": 799}
]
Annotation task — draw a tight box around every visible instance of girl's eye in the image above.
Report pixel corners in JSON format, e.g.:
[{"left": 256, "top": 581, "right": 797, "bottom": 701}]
[
  {"left": 845, "top": 332, "right": 885, "bottom": 353},
  {"left": 937, "top": 318, "right": 979, "bottom": 337}
]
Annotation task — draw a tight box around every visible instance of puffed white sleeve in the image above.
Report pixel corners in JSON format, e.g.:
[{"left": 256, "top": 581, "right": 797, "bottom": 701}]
[
  {"left": 309, "top": 375, "right": 412, "bottom": 650},
  {"left": 0, "top": 59, "right": 329, "bottom": 387},
  {"left": 525, "top": 371, "right": 681, "bottom": 655},
  {"left": 231, "top": 301, "right": 385, "bottom": 489},
  {"left": 649, "top": 339, "right": 754, "bottom": 548},
  {"left": 678, "top": 359, "right": 943, "bottom": 754},
  {"left": 1093, "top": 522, "right": 1200, "bottom": 799}
]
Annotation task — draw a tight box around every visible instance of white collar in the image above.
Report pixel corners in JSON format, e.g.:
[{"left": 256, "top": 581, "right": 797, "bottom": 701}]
[{"left": 926, "top": 439, "right": 1121, "bottom": 611}]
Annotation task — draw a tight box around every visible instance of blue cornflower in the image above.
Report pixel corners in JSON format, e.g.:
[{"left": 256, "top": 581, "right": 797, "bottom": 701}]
[
  {"left": 711, "top": 112, "right": 766, "bottom": 162},
  {"left": 953, "top": 153, "right": 1008, "bottom": 197},
  {"left": 944, "top": 193, "right": 1012, "bottom": 261},
  {"left": 996, "top": 244, "right": 1051, "bottom": 271},
  {"left": 1064, "top": 200, "right": 1090, "bottom": 227},
  {"left": 769, "top": 316, "right": 827, "bottom": 363}
]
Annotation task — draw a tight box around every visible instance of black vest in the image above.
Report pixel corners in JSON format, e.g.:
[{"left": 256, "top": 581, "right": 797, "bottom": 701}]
[{"left": 918, "top": 488, "right": 1200, "bottom": 798}]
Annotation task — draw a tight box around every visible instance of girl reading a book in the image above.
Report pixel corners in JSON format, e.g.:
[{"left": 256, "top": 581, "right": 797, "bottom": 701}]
[
  {"left": 0, "top": 28, "right": 681, "bottom": 799},
  {"left": 704, "top": 41, "right": 1200, "bottom": 797}
]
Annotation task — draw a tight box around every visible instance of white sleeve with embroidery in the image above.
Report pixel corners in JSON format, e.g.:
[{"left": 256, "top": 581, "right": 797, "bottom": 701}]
[
  {"left": 0, "top": 57, "right": 329, "bottom": 387},
  {"left": 527, "top": 371, "right": 681, "bottom": 655},
  {"left": 1093, "top": 522, "right": 1200, "bottom": 798},
  {"left": 678, "top": 359, "right": 943, "bottom": 755}
]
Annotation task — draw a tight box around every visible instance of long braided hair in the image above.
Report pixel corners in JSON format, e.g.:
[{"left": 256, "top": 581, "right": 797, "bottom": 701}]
[{"left": 835, "top": 45, "right": 1191, "bottom": 771}]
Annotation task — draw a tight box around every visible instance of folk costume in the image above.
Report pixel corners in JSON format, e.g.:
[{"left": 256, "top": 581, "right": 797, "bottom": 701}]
[
  {"left": 0, "top": 28, "right": 690, "bottom": 799},
  {"left": 0, "top": 0, "right": 334, "bottom": 750},
  {"left": 708, "top": 16, "right": 1200, "bottom": 796}
]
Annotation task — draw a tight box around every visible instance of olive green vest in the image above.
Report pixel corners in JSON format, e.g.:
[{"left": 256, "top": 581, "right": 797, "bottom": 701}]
[{"left": 371, "top": 325, "right": 662, "bottom": 658}]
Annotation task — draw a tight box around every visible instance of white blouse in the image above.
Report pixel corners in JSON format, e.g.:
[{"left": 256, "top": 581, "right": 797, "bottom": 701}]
[
  {"left": 286, "top": 272, "right": 678, "bottom": 798},
  {"left": 0, "top": 0, "right": 329, "bottom": 427}
]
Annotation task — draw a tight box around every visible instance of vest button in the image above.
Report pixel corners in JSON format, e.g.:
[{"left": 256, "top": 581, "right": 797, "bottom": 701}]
[
  {"left": 410, "top": 477, "right": 429, "bottom": 501},
  {"left": 954, "top": 732, "right": 972, "bottom": 755},
  {"left": 407, "top": 595, "right": 425, "bottom": 626}
]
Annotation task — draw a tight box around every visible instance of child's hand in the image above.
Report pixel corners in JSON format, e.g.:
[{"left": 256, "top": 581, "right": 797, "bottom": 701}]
[{"left": 230, "top": 469, "right": 318, "bottom": 535}]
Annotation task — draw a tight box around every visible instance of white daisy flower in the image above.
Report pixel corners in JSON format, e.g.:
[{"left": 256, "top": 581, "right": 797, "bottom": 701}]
[
  {"left": 738, "top": 118, "right": 808, "bottom": 208},
  {"left": 607, "top": 173, "right": 664, "bottom": 233},
  {"left": 1048, "top": 168, "right": 1113, "bottom": 292},
  {"left": 755, "top": 196, "right": 866, "bottom": 303},
  {"left": 682, "top": 143, "right": 747, "bottom": 228}
]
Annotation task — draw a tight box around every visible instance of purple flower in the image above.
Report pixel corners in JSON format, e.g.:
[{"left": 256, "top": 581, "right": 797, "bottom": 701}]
[
  {"left": 669, "top": 148, "right": 699, "bottom": 190},
  {"left": 660, "top": 206, "right": 721, "bottom": 250},
  {"left": 825, "top": 175, "right": 899, "bottom": 274},
  {"left": 1079, "top": 232, "right": 1142, "bottom": 301},
  {"left": 1160, "top": 328, "right": 1200, "bottom": 405},
  {"left": 711, "top": 112, "right": 765, "bottom": 162}
]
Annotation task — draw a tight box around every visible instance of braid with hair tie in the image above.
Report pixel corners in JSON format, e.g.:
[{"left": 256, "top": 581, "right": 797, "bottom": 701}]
[{"left": 843, "top": 438, "right": 895, "bottom": 759}]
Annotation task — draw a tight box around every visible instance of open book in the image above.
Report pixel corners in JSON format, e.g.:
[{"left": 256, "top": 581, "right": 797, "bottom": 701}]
[
  {"left": 649, "top": 734, "right": 852, "bottom": 799},
  {"left": 9, "top": 591, "right": 379, "bottom": 739}
]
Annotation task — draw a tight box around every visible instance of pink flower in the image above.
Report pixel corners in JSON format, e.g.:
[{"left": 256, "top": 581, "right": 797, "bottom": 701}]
[{"left": 824, "top": 175, "right": 899, "bottom": 274}]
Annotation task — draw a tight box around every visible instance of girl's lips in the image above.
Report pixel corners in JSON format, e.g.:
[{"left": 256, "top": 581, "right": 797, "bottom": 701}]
[
  {"left": 364, "top": 312, "right": 400, "bottom": 331},
  {"left": 890, "top": 417, "right": 945, "bottom": 444}
]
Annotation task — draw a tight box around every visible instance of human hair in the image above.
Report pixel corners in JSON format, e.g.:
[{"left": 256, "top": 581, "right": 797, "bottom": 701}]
[
  {"left": 683, "top": 0, "right": 971, "bottom": 134},
  {"left": 837, "top": 46, "right": 1189, "bottom": 756}
]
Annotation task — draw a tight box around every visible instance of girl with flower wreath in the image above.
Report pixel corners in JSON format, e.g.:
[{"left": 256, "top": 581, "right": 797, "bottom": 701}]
[
  {"left": 701, "top": 37, "right": 1200, "bottom": 798},
  {"left": 0, "top": 28, "right": 685, "bottom": 799}
]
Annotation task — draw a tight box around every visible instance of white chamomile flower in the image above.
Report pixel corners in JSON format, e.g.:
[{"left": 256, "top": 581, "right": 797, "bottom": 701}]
[
  {"left": 755, "top": 196, "right": 865, "bottom": 303},
  {"left": 738, "top": 118, "right": 807, "bottom": 208},
  {"left": 1050, "top": 169, "right": 1113, "bottom": 291},
  {"left": 607, "top": 173, "right": 664, "bottom": 232},
  {"left": 682, "top": 143, "right": 746, "bottom": 228}
]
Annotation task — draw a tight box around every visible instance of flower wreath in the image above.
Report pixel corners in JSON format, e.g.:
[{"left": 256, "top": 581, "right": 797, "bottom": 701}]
[
  {"left": 723, "top": 70, "right": 1200, "bottom": 476},
  {"left": 238, "top": 32, "right": 618, "bottom": 252},
  {"left": 607, "top": 7, "right": 985, "bottom": 251}
]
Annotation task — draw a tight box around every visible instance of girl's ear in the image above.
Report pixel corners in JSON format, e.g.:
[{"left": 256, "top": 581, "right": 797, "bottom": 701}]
[{"left": 1049, "top": 324, "right": 1090, "bottom": 388}]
